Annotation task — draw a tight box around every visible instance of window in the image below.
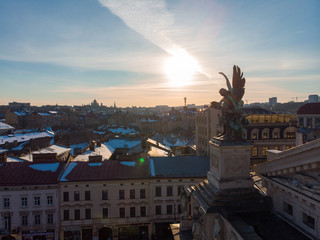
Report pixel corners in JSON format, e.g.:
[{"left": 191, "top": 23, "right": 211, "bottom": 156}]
[
  {"left": 167, "top": 186, "right": 173, "bottom": 196},
  {"left": 47, "top": 213, "right": 53, "bottom": 224},
  {"left": 119, "top": 190, "right": 125, "bottom": 200},
  {"left": 4, "top": 216, "right": 11, "bottom": 231},
  {"left": 34, "top": 196, "right": 40, "bottom": 206},
  {"left": 298, "top": 117, "right": 304, "bottom": 127},
  {"left": 130, "top": 189, "right": 135, "bottom": 199},
  {"left": 21, "top": 197, "right": 28, "bottom": 207},
  {"left": 21, "top": 215, "right": 28, "bottom": 226},
  {"left": 119, "top": 207, "right": 125, "bottom": 218},
  {"left": 307, "top": 118, "right": 312, "bottom": 128},
  {"left": 74, "top": 209, "right": 80, "bottom": 220},
  {"left": 63, "top": 192, "right": 69, "bottom": 202},
  {"left": 283, "top": 201, "right": 293, "bottom": 216},
  {"left": 140, "top": 189, "right": 146, "bottom": 199},
  {"left": 178, "top": 186, "right": 184, "bottom": 195},
  {"left": 155, "top": 187, "right": 161, "bottom": 197},
  {"left": 63, "top": 210, "right": 69, "bottom": 220},
  {"left": 155, "top": 205, "right": 161, "bottom": 215},
  {"left": 286, "top": 132, "right": 295, "bottom": 139},
  {"left": 302, "top": 213, "right": 315, "bottom": 229},
  {"left": 47, "top": 195, "right": 53, "bottom": 205},
  {"left": 251, "top": 147, "right": 258, "bottom": 157},
  {"left": 34, "top": 215, "right": 41, "bottom": 225},
  {"left": 102, "top": 190, "right": 108, "bottom": 200},
  {"left": 273, "top": 131, "right": 279, "bottom": 139},
  {"left": 74, "top": 191, "right": 80, "bottom": 201},
  {"left": 85, "top": 191, "right": 91, "bottom": 201},
  {"left": 252, "top": 131, "right": 258, "bottom": 140},
  {"left": 3, "top": 198, "right": 10, "bottom": 208},
  {"left": 85, "top": 209, "right": 91, "bottom": 219},
  {"left": 274, "top": 146, "right": 279, "bottom": 150},
  {"left": 263, "top": 132, "right": 268, "bottom": 139},
  {"left": 102, "top": 208, "right": 108, "bottom": 219},
  {"left": 178, "top": 204, "right": 181, "bottom": 214},
  {"left": 140, "top": 206, "right": 146, "bottom": 217},
  {"left": 167, "top": 205, "right": 173, "bottom": 214},
  {"left": 262, "top": 147, "right": 268, "bottom": 157},
  {"left": 130, "top": 207, "right": 136, "bottom": 217}
]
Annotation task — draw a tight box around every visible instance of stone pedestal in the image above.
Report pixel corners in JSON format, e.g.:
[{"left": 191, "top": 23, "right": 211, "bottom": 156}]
[
  {"left": 180, "top": 217, "right": 193, "bottom": 231},
  {"left": 208, "top": 137, "right": 253, "bottom": 190}
]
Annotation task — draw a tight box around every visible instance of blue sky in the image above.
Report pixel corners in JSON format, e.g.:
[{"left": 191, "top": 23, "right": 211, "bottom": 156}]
[{"left": 0, "top": 0, "right": 319, "bottom": 107}]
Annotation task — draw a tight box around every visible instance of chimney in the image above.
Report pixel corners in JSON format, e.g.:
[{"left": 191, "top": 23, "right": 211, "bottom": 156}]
[
  {"left": 0, "top": 154, "right": 7, "bottom": 163},
  {"left": 32, "top": 153, "right": 58, "bottom": 163},
  {"left": 89, "top": 155, "right": 102, "bottom": 163},
  {"left": 90, "top": 141, "right": 95, "bottom": 151}
]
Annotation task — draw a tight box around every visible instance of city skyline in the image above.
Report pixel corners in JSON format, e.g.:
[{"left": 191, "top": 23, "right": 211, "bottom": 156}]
[{"left": 0, "top": 0, "right": 319, "bottom": 107}]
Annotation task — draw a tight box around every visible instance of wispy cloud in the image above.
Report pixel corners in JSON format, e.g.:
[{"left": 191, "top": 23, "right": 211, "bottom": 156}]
[
  {"left": 98, "top": 0, "right": 209, "bottom": 77},
  {"left": 99, "top": 0, "right": 177, "bottom": 53}
]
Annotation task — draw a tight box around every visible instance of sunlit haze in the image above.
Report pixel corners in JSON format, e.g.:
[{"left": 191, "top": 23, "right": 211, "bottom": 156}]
[
  {"left": 164, "top": 48, "right": 200, "bottom": 87},
  {"left": 0, "top": 0, "right": 319, "bottom": 107}
]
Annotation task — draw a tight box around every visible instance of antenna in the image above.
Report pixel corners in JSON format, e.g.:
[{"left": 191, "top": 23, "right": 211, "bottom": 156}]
[{"left": 184, "top": 97, "right": 187, "bottom": 107}]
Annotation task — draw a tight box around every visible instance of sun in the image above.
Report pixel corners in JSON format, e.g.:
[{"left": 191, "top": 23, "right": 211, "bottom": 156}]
[{"left": 164, "top": 48, "right": 199, "bottom": 87}]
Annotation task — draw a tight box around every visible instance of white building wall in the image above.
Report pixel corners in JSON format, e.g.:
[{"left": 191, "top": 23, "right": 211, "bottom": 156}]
[{"left": 0, "top": 185, "right": 59, "bottom": 240}]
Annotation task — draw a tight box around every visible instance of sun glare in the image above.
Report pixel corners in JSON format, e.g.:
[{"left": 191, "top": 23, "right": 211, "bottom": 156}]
[{"left": 164, "top": 48, "right": 199, "bottom": 87}]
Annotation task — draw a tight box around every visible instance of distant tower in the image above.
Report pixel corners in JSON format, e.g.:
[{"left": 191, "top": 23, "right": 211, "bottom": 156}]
[
  {"left": 269, "top": 97, "right": 277, "bottom": 105},
  {"left": 114, "top": 101, "right": 116, "bottom": 108},
  {"left": 308, "top": 94, "right": 319, "bottom": 103},
  {"left": 184, "top": 97, "right": 187, "bottom": 107}
]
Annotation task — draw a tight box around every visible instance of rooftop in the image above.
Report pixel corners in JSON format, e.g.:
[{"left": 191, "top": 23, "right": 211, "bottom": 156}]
[
  {"left": 60, "top": 159, "right": 149, "bottom": 182},
  {"left": 0, "top": 122, "right": 14, "bottom": 130},
  {"left": 0, "top": 162, "right": 63, "bottom": 186},
  {"left": 297, "top": 102, "right": 320, "bottom": 115},
  {"left": 149, "top": 156, "right": 209, "bottom": 178},
  {"left": 73, "top": 143, "right": 114, "bottom": 162},
  {"left": 242, "top": 107, "right": 276, "bottom": 115}
]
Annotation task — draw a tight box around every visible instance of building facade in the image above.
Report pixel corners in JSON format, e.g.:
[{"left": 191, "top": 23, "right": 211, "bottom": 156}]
[
  {"left": 296, "top": 102, "right": 320, "bottom": 145},
  {"left": 195, "top": 107, "right": 222, "bottom": 156},
  {"left": 195, "top": 106, "right": 297, "bottom": 165},
  {"left": 255, "top": 139, "right": 320, "bottom": 239},
  {"left": 0, "top": 162, "right": 62, "bottom": 240}
]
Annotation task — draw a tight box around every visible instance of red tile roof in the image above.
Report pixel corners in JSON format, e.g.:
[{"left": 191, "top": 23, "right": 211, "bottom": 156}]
[
  {"left": 0, "top": 162, "right": 64, "bottom": 186},
  {"left": 60, "top": 160, "right": 149, "bottom": 182},
  {"left": 297, "top": 103, "right": 320, "bottom": 115}
]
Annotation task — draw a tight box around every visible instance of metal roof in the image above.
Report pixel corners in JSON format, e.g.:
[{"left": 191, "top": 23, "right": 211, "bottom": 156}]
[{"left": 150, "top": 156, "right": 210, "bottom": 178}]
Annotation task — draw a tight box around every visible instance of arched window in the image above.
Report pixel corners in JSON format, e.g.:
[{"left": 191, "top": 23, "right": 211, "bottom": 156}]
[
  {"left": 284, "top": 127, "right": 297, "bottom": 139},
  {"left": 251, "top": 128, "right": 259, "bottom": 140},
  {"left": 262, "top": 128, "right": 270, "bottom": 140},
  {"left": 272, "top": 128, "right": 281, "bottom": 139}
]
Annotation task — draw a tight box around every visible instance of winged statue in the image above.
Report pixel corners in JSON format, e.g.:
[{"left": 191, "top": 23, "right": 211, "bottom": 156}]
[{"left": 211, "top": 65, "right": 249, "bottom": 140}]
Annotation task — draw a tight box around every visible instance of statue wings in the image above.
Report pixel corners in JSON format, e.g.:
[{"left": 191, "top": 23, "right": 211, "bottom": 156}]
[{"left": 232, "top": 65, "right": 246, "bottom": 102}]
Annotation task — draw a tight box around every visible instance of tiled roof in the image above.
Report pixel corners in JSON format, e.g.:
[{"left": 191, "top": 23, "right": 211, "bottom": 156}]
[
  {"left": 60, "top": 160, "right": 149, "bottom": 182},
  {"left": 150, "top": 156, "right": 210, "bottom": 178},
  {"left": 0, "top": 162, "right": 63, "bottom": 186},
  {"left": 297, "top": 102, "right": 320, "bottom": 115}
]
